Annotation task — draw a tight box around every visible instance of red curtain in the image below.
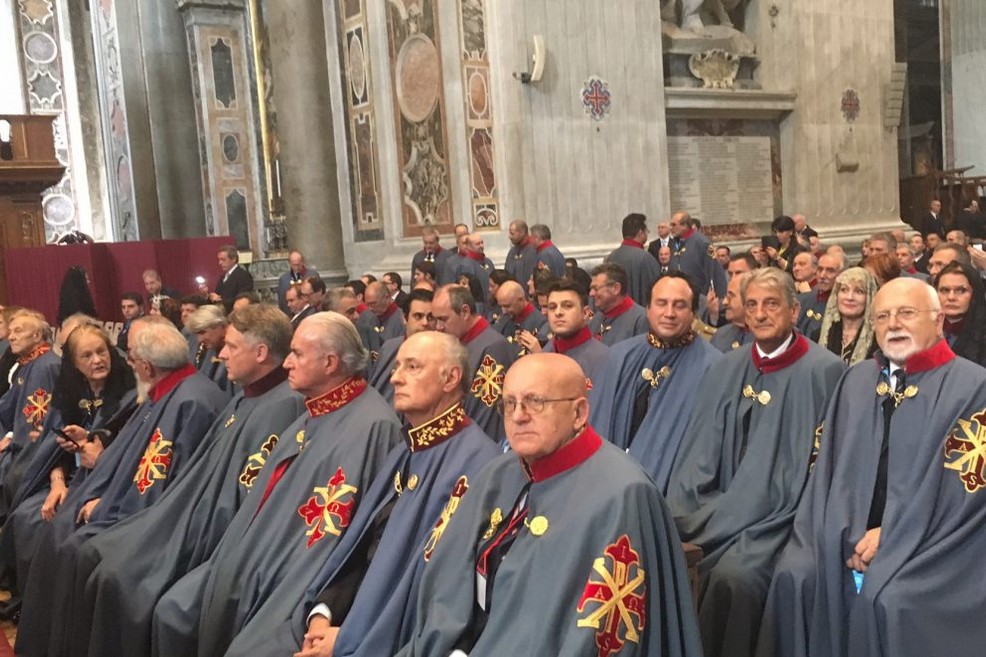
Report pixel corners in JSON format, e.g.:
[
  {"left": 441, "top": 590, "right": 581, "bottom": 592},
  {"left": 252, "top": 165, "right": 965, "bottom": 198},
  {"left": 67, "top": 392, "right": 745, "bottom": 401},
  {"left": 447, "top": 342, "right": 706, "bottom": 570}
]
[{"left": 3, "top": 237, "right": 232, "bottom": 325}]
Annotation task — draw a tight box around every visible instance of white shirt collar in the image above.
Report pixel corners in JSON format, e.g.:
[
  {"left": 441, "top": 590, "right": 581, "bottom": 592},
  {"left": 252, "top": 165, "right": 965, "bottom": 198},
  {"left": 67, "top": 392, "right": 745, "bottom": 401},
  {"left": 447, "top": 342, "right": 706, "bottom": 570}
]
[{"left": 755, "top": 332, "right": 795, "bottom": 360}]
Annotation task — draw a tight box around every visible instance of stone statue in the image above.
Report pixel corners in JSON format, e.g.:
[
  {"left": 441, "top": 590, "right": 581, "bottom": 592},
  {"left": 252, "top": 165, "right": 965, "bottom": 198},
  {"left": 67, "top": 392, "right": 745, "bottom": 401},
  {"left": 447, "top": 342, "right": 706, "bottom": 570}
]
[{"left": 662, "top": 0, "right": 749, "bottom": 32}]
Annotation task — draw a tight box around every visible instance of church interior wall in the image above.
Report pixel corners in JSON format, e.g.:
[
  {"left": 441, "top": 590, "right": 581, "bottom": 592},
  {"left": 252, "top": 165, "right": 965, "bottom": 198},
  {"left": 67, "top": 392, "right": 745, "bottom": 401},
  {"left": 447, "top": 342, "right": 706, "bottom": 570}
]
[{"left": 946, "top": 0, "right": 986, "bottom": 176}]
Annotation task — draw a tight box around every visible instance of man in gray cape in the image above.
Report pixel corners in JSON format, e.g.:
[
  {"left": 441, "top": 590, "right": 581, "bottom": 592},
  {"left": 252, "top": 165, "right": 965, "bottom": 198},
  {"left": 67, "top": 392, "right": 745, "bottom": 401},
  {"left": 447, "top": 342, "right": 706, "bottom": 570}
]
[
  {"left": 503, "top": 220, "right": 537, "bottom": 286},
  {"left": 667, "top": 268, "right": 845, "bottom": 657},
  {"left": 70, "top": 304, "right": 306, "bottom": 657},
  {"left": 367, "top": 288, "right": 433, "bottom": 403},
  {"left": 355, "top": 281, "right": 405, "bottom": 359},
  {"left": 795, "top": 251, "right": 844, "bottom": 342},
  {"left": 587, "top": 263, "right": 649, "bottom": 345},
  {"left": 536, "top": 279, "right": 609, "bottom": 385},
  {"left": 668, "top": 211, "right": 727, "bottom": 298},
  {"left": 759, "top": 277, "right": 986, "bottom": 657},
  {"left": 710, "top": 272, "right": 754, "bottom": 353},
  {"left": 604, "top": 213, "right": 659, "bottom": 308},
  {"left": 151, "top": 312, "right": 401, "bottom": 657},
  {"left": 394, "top": 353, "right": 703, "bottom": 657},
  {"left": 590, "top": 273, "right": 721, "bottom": 491}
]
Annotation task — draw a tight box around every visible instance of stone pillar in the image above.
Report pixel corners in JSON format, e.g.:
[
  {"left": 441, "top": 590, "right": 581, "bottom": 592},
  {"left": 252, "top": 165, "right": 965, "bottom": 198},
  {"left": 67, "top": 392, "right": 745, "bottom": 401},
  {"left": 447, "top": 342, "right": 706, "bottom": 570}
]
[
  {"left": 264, "top": 0, "right": 346, "bottom": 281},
  {"left": 944, "top": 0, "right": 986, "bottom": 175}
]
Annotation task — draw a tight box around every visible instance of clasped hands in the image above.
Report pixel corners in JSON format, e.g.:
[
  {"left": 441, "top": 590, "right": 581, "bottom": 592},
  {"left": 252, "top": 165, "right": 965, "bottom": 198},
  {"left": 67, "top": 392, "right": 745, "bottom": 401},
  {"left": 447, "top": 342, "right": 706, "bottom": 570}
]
[{"left": 846, "top": 527, "right": 881, "bottom": 573}]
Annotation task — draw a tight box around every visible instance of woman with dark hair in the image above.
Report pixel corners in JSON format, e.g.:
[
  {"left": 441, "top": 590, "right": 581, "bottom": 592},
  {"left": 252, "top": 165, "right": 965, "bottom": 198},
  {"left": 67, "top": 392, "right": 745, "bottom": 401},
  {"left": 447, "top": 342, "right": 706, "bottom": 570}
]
[
  {"left": 766, "top": 215, "right": 807, "bottom": 272},
  {"left": 56, "top": 266, "right": 97, "bottom": 326},
  {"left": 0, "top": 323, "right": 136, "bottom": 593},
  {"left": 935, "top": 260, "right": 986, "bottom": 367},
  {"left": 151, "top": 297, "right": 184, "bottom": 329},
  {"left": 861, "top": 253, "right": 901, "bottom": 287},
  {"left": 818, "top": 267, "right": 879, "bottom": 365}
]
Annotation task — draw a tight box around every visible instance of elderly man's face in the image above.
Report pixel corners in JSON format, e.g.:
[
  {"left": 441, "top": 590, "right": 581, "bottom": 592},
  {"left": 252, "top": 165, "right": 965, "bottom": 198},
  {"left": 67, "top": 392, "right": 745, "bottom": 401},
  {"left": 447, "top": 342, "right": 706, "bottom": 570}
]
[
  {"left": 405, "top": 300, "right": 433, "bottom": 336},
  {"left": 337, "top": 297, "right": 359, "bottom": 322},
  {"left": 283, "top": 323, "right": 331, "bottom": 397},
  {"left": 7, "top": 317, "right": 42, "bottom": 356},
  {"left": 497, "top": 287, "right": 528, "bottom": 320},
  {"left": 657, "top": 222, "right": 670, "bottom": 238},
  {"left": 196, "top": 324, "right": 226, "bottom": 351},
  {"left": 896, "top": 245, "right": 915, "bottom": 270},
  {"left": 431, "top": 291, "right": 469, "bottom": 339},
  {"left": 390, "top": 333, "right": 458, "bottom": 420},
  {"left": 931, "top": 200, "right": 942, "bottom": 214},
  {"left": 791, "top": 254, "right": 815, "bottom": 282},
  {"left": 217, "top": 251, "right": 234, "bottom": 273},
  {"left": 793, "top": 214, "right": 807, "bottom": 232},
  {"left": 873, "top": 280, "right": 943, "bottom": 365},
  {"left": 658, "top": 246, "right": 672, "bottom": 266},
  {"left": 289, "top": 252, "right": 305, "bottom": 273},
  {"left": 928, "top": 249, "right": 957, "bottom": 278},
  {"left": 715, "top": 248, "right": 731, "bottom": 268},
  {"left": 669, "top": 214, "right": 686, "bottom": 238},
  {"left": 589, "top": 274, "right": 620, "bottom": 312},
  {"left": 285, "top": 287, "right": 306, "bottom": 314},
  {"left": 648, "top": 277, "right": 694, "bottom": 340},
  {"left": 501, "top": 357, "right": 586, "bottom": 461},
  {"left": 724, "top": 275, "right": 746, "bottom": 325},
  {"left": 545, "top": 290, "right": 586, "bottom": 339},
  {"left": 143, "top": 276, "right": 162, "bottom": 296},
  {"left": 816, "top": 255, "right": 841, "bottom": 292},
  {"left": 382, "top": 275, "right": 399, "bottom": 295},
  {"left": 220, "top": 325, "right": 261, "bottom": 384},
  {"left": 367, "top": 287, "right": 392, "bottom": 316},
  {"left": 744, "top": 282, "right": 799, "bottom": 350}
]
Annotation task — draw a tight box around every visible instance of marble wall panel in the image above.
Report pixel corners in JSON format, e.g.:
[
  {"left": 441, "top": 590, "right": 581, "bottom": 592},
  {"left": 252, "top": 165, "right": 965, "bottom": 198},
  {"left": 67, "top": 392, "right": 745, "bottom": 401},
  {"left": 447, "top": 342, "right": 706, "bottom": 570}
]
[
  {"left": 386, "top": 0, "right": 454, "bottom": 238},
  {"left": 335, "top": 0, "right": 383, "bottom": 242},
  {"left": 458, "top": 0, "right": 499, "bottom": 232},
  {"left": 946, "top": 0, "right": 986, "bottom": 175},
  {"left": 181, "top": 5, "right": 263, "bottom": 252}
]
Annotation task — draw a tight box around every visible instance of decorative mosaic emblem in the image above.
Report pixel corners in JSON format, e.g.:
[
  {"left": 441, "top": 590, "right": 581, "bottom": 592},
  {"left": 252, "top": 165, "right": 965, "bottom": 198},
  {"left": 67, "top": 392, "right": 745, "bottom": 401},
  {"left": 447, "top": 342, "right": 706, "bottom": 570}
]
[
  {"left": 297, "top": 467, "right": 358, "bottom": 547},
  {"left": 423, "top": 476, "right": 469, "bottom": 561},
  {"left": 577, "top": 534, "right": 647, "bottom": 657},
  {"left": 944, "top": 409, "right": 986, "bottom": 493},
  {"left": 470, "top": 354, "right": 505, "bottom": 407},
  {"left": 841, "top": 89, "right": 860, "bottom": 122},
  {"left": 581, "top": 76, "right": 611, "bottom": 122},
  {"left": 133, "top": 429, "right": 173, "bottom": 494},
  {"left": 239, "top": 434, "right": 279, "bottom": 489},
  {"left": 22, "top": 388, "right": 51, "bottom": 430}
]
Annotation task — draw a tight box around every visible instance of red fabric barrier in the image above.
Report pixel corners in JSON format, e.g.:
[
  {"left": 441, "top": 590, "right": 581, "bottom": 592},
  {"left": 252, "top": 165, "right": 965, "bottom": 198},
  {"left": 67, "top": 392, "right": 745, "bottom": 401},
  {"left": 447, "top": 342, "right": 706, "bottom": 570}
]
[{"left": 3, "top": 237, "right": 232, "bottom": 326}]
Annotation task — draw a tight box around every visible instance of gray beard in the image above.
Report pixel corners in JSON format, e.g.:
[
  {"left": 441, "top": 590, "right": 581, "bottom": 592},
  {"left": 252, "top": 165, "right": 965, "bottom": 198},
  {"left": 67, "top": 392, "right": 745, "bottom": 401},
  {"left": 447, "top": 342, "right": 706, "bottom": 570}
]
[{"left": 136, "top": 379, "right": 152, "bottom": 404}]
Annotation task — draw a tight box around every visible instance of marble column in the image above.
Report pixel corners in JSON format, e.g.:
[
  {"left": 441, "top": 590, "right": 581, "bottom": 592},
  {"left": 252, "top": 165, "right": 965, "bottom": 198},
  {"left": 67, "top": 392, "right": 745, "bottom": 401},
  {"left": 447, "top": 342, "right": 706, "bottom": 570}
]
[
  {"left": 264, "top": 0, "right": 346, "bottom": 282},
  {"left": 944, "top": 0, "right": 986, "bottom": 175}
]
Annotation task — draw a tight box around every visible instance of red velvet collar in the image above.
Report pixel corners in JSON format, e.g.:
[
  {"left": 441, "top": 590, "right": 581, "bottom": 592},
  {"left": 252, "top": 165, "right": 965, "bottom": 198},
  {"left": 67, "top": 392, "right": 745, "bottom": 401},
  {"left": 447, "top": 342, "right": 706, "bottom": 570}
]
[
  {"left": 149, "top": 363, "right": 197, "bottom": 403},
  {"left": 603, "top": 295, "right": 635, "bottom": 319},
  {"left": 900, "top": 339, "right": 956, "bottom": 374},
  {"left": 406, "top": 402, "right": 471, "bottom": 452},
  {"left": 535, "top": 240, "right": 554, "bottom": 253},
  {"left": 522, "top": 425, "right": 602, "bottom": 483},
  {"left": 17, "top": 343, "right": 50, "bottom": 366},
  {"left": 906, "top": 266, "right": 918, "bottom": 274},
  {"left": 680, "top": 228, "right": 695, "bottom": 240},
  {"left": 464, "top": 250, "right": 485, "bottom": 262},
  {"left": 242, "top": 364, "right": 288, "bottom": 398},
  {"left": 751, "top": 333, "right": 810, "bottom": 374},
  {"left": 379, "top": 302, "right": 399, "bottom": 321},
  {"left": 514, "top": 303, "right": 535, "bottom": 324},
  {"left": 620, "top": 238, "right": 644, "bottom": 249},
  {"left": 461, "top": 316, "right": 490, "bottom": 345},
  {"left": 553, "top": 326, "right": 592, "bottom": 353},
  {"left": 518, "top": 236, "right": 532, "bottom": 249},
  {"left": 806, "top": 278, "right": 817, "bottom": 289},
  {"left": 817, "top": 289, "right": 832, "bottom": 302},
  {"left": 356, "top": 303, "right": 368, "bottom": 314},
  {"left": 305, "top": 376, "right": 367, "bottom": 417}
]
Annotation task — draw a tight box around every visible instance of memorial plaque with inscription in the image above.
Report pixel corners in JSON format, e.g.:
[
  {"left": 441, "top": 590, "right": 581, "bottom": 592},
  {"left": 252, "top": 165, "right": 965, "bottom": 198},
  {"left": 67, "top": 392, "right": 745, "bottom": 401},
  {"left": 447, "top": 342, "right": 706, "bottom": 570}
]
[{"left": 667, "top": 135, "right": 774, "bottom": 225}]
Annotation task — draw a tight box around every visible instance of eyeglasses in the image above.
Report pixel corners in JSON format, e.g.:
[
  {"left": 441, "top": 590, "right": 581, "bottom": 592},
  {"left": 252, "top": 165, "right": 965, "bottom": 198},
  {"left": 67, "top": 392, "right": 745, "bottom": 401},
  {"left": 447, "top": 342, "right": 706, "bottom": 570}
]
[
  {"left": 497, "top": 395, "right": 580, "bottom": 416},
  {"left": 871, "top": 307, "right": 936, "bottom": 325},
  {"left": 938, "top": 285, "right": 970, "bottom": 296},
  {"left": 589, "top": 281, "right": 616, "bottom": 293}
]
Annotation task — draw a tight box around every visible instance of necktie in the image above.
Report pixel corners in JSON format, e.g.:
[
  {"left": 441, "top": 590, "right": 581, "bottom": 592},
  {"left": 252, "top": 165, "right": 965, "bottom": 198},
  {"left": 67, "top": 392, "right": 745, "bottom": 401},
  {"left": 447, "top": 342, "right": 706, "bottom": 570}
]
[
  {"left": 627, "top": 384, "right": 652, "bottom": 449},
  {"left": 867, "top": 370, "right": 905, "bottom": 529}
]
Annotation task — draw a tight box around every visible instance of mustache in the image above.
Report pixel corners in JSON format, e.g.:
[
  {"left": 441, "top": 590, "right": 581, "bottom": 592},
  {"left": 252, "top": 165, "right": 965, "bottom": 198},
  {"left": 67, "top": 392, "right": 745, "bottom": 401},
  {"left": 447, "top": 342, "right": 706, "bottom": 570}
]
[{"left": 883, "top": 330, "right": 911, "bottom": 341}]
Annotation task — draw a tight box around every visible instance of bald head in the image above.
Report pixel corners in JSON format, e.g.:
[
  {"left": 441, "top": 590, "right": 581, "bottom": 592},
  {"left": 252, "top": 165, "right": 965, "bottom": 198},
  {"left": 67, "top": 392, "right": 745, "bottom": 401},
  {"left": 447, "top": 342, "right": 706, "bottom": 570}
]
[{"left": 496, "top": 280, "right": 528, "bottom": 319}]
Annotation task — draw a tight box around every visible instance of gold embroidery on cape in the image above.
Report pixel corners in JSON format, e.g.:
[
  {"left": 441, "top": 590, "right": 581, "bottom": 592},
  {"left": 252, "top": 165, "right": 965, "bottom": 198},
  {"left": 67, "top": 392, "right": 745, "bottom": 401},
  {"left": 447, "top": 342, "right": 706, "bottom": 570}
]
[
  {"left": 646, "top": 330, "right": 695, "bottom": 350},
  {"left": 239, "top": 434, "right": 280, "bottom": 488},
  {"left": 482, "top": 507, "right": 502, "bottom": 541},
  {"left": 471, "top": 354, "right": 505, "bottom": 408},
  {"left": 944, "top": 409, "right": 986, "bottom": 493},
  {"left": 423, "top": 476, "right": 469, "bottom": 561},
  {"left": 133, "top": 428, "right": 173, "bottom": 494},
  {"left": 407, "top": 403, "right": 468, "bottom": 451},
  {"left": 22, "top": 388, "right": 51, "bottom": 430},
  {"left": 304, "top": 377, "right": 367, "bottom": 417},
  {"left": 577, "top": 534, "right": 647, "bottom": 657},
  {"left": 297, "top": 467, "right": 358, "bottom": 548}
]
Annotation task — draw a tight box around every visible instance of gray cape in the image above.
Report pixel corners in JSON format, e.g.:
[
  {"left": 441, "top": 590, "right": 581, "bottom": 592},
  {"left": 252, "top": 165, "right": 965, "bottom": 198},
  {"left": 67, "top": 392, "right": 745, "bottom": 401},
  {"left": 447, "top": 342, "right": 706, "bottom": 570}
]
[
  {"left": 504, "top": 241, "right": 537, "bottom": 287},
  {"left": 151, "top": 380, "right": 401, "bottom": 657},
  {"left": 605, "top": 242, "right": 659, "bottom": 308},
  {"left": 588, "top": 298, "right": 649, "bottom": 346},
  {"left": 461, "top": 320, "right": 516, "bottom": 442},
  {"left": 759, "top": 342, "right": 986, "bottom": 657},
  {"left": 367, "top": 335, "right": 403, "bottom": 403},
  {"left": 710, "top": 323, "right": 754, "bottom": 353},
  {"left": 667, "top": 335, "right": 845, "bottom": 657},
  {"left": 795, "top": 289, "right": 828, "bottom": 343},
  {"left": 394, "top": 429, "right": 703, "bottom": 657},
  {"left": 542, "top": 328, "right": 610, "bottom": 385},
  {"left": 669, "top": 230, "right": 726, "bottom": 297}
]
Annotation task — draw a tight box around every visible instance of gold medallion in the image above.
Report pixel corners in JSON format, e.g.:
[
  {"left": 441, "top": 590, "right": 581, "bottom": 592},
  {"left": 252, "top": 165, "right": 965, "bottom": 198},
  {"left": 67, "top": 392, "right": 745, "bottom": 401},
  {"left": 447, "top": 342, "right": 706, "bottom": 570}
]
[
  {"left": 482, "top": 507, "right": 502, "bottom": 540},
  {"left": 904, "top": 385, "right": 919, "bottom": 399},
  {"left": 528, "top": 516, "right": 549, "bottom": 536},
  {"left": 758, "top": 390, "right": 771, "bottom": 405},
  {"left": 731, "top": 340, "right": 740, "bottom": 350},
  {"left": 407, "top": 474, "right": 419, "bottom": 491},
  {"left": 876, "top": 381, "right": 890, "bottom": 396},
  {"left": 224, "top": 414, "right": 236, "bottom": 428}
]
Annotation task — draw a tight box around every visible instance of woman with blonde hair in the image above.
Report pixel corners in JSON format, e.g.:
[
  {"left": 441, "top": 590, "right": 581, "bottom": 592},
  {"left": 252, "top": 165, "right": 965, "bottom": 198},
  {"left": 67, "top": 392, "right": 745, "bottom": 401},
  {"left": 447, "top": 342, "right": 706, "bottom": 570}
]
[{"left": 818, "top": 267, "right": 879, "bottom": 365}]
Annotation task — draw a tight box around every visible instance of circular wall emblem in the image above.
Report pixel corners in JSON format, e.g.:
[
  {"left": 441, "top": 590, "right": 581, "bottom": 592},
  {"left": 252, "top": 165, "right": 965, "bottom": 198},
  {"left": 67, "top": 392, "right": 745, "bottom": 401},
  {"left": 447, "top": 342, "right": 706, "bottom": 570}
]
[
  {"left": 42, "top": 193, "right": 76, "bottom": 226},
  {"left": 23, "top": 31, "right": 57, "bottom": 64},
  {"left": 396, "top": 33, "right": 440, "bottom": 123},
  {"left": 841, "top": 89, "right": 860, "bottom": 122},
  {"left": 349, "top": 33, "right": 367, "bottom": 102}
]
